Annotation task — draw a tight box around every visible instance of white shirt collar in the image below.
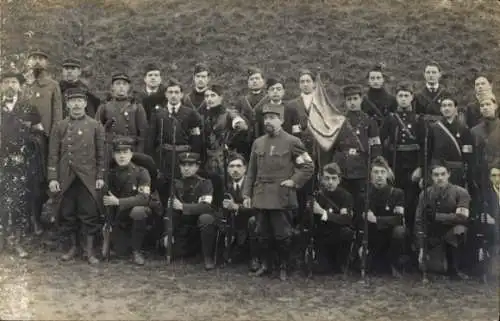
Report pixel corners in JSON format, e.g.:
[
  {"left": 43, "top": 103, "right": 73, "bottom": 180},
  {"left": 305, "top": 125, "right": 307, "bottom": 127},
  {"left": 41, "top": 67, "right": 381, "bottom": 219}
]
[
  {"left": 146, "top": 86, "right": 159, "bottom": 95},
  {"left": 301, "top": 93, "right": 313, "bottom": 109},
  {"left": 233, "top": 178, "right": 244, "bottom": 189},
  {"left": 426, "top": 83, "right": 439, "bottom": 92},
  {"left": 167, "top": 103, "right": 181, "bottom": 114}
]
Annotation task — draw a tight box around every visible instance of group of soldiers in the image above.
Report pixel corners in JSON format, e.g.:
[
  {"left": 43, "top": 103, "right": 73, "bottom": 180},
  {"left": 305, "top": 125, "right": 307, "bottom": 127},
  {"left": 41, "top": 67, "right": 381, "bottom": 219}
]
[{"left": 0, "top": 49, "right": 498, "bottom": 283}]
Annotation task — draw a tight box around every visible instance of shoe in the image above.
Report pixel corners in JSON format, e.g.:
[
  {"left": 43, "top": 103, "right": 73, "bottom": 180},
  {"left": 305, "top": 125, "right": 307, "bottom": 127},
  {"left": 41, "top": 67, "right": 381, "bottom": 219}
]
[
  {"left": 85, "top": 235, "right": 100, "bottom": 265},
  {"left": 133, "top": 251, "right": 145, "bottom": 266},
  {"left": 249, "top": 258, "right": 260, "bottom": 272},
  {"left": 391, "top": 265, "right": 403, "bottom": 279},
  {"left": 61, "top": 246, "right": 78, "bottom": 261},
  {"left": 15, "top": 245, "right": 29, "bottom": 258},
  {"left": 204, "top": 257, "right": 215, "bottom": 271},
  {"left": 252, "top": 263, "right": 269, "bottom": 277},
  {"left": 279, "top": 268, "right": 288, "bottom": 281}
]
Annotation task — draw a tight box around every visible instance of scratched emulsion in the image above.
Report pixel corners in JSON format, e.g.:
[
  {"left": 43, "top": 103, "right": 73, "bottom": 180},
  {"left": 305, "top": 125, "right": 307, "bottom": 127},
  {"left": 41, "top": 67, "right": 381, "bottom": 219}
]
[{"left": 0, "top": 257, "right": 33, "bottom": 319}]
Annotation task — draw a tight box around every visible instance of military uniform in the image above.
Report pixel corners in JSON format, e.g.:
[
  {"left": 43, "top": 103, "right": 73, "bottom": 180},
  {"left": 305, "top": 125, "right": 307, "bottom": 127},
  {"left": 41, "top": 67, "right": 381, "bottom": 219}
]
[
  {"left": 313, "top": 187, "right": 355, "bottom": 272},
  {"left": 254, "top": 102, "right": 301, "bottom": 139},
  {"left": 95, "top": 73, "right": 148, "bottom": 153},
  {"left": 171, "top": 153, "right": 217, "bottom": 266},
  {"left": 106, "top": 139, "right": 153, "bottom": 264},
  {"left": 472, "top": 118, "right": 500, "bottom": 174},
  {"left": 183, "top": 89, "right": 207, "bottom": 111},
  {"left": 243, "top": 105, "right": 314, "bottom": 278},
  {"left": 414, "top": 183, "right": 471, "bottom": 277},
  {"left": 414, "top": 84, "right": 451, "bottom": 119},
  {"left": 363, "top": 184, "right": 406, "bottom": 273},
  {"left": 427, "top": 118, "right": 474, "bottom": 187},
  {"left": 361, "top": 88, "right": 398, "bottom": 126}
]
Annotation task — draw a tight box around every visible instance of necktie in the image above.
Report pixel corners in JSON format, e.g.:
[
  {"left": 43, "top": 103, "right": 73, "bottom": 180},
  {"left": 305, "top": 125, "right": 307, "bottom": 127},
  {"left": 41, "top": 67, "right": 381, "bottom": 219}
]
[{"left": 235, "top": 184, "right": 241, "bottom": 196}]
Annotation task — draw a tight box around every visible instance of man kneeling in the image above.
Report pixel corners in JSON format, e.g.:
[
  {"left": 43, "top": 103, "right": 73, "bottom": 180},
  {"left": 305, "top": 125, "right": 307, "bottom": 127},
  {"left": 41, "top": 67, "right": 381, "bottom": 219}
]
[{"left": 103, "top": 137, "right": 153, "bottom": 265}]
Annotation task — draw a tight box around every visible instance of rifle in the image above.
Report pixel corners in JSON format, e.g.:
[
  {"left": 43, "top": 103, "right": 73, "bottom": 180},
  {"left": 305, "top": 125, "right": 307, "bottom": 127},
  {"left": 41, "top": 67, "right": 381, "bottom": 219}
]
[
  {"left": 476, "top": 144, "right": 491, "bottom": 283},
  {"left": 101, "top": 117, "right": 116, "bottom": 260},
  {"left": 303, "top": 185, "right": 318, "bottom": 278},
  {"left": 360, "top": 143, "right": 372, "bottom": 282},
  {"left": 418, "top": 118, "right": 430, "bottom": 284},
  {"left": 221, "top": 141, "right": 238, "bottom": 264},
  {"left": 162, "top": 115, "right": 175, "bottom": 265}
]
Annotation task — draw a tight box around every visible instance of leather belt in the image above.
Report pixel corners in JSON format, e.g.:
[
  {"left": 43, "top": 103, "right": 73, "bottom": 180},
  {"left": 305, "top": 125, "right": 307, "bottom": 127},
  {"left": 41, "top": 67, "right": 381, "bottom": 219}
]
[
  {"left": 160, "top": 144, "right": 190, "bottom": 152},
  {"left": 390, "top": 144, "right": 420, "bottom": 152}
]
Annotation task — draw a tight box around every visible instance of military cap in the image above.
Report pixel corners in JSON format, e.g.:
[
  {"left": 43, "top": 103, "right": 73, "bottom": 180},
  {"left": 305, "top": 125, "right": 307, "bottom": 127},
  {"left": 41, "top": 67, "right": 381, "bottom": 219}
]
[
  {"left": 28, "top": 49, "right": 49, "bottom": 59},
  {"left": 178, "top": 152, "right": 201, "bottom": 164},
  {"left": 0, "top": 71, "right": 25, "bottom": 84},
  {"left": 111, "top": 72, "right": 131, "bottom": 83},
  {"left": 247, "top": 67, "right": 263, "bottom": 79},
  {"left": 342, "top": 84, "right": 363, "bottom": 97},
  {"left": 322, "top": 162, "right": 342, "bottom": 176},
  {"left": 194, "top": 62, "right": 210, "bottom": 75},
  {"left": 112, "top": 136, "right": 135, "bottom": 152},
  {"left": 262, "top": 103, "right": 284, "bottom": 119},
  {"left": 65, "top": 87, "right": 87, "bottom": 100},
  {"left": 144, "top": 63, "right": 161, "bottom": 75},
  {"left": 298, "top": 68, "right": 314, "bottom": 80},
  {"left": 62, "top": 58, "right": 81, "bottom": 68},
  {"left": 227, "top": 152, "right": 247, "bottom": 165},
  {"left": 395, "top": 82, "right": 414, "bottom": 94},
  {"left": 266, "top": 77, "right": 284, "bottom": 90},
  {"left": 206, "top": 84, "right": 224, "bottom": 96}
]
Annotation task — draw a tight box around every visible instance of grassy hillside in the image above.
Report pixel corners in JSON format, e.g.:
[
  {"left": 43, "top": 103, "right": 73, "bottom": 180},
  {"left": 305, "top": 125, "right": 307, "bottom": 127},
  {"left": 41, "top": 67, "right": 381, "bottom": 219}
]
[{"left": 1, "top": 0, "right": 499, "bottom": 105}]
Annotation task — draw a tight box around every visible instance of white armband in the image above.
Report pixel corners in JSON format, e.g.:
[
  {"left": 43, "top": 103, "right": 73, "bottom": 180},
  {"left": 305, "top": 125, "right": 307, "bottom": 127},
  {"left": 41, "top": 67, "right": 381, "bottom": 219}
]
[
  {"left": 190, "top": 127, "right": 201, "bottom": 136},
  {"left": 368, "top": 136, "right": 381, "bottom": 146},
  {"left": 394, "top": 206, "right": 405, "bottom": 215},
  {"left": 199, "top": 195, "right": 213, "bottom": 204},
  {"left": 292, "top": 124, "right": 301, "bottom": 134},
  {"left": 232, "top": 116, "right": 246, "bottom": 128},
  {"left": 456, "top": 207, "right": 469, "bottom": 218},
  {"left": 295, "top": 152, "right": 312, "bottom": 164},
  {"left": 462, "top": 145, "right": 472, "bottom": 153},
  {"left": 138, "top": 185, "right": 151, "bottom": 195}
]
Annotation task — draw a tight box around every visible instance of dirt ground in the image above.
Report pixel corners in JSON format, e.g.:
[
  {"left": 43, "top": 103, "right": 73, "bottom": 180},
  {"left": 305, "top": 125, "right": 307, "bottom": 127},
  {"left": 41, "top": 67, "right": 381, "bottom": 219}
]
[{"left": 0, "top": 248, "right": 498, "bottom": 321}]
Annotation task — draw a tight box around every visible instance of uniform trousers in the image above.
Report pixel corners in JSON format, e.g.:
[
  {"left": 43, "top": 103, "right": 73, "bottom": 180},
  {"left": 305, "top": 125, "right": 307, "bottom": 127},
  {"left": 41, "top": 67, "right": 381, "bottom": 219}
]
[
  {"left": 367, "top": 225, "right": 406, "bottom": 270},
  {"left": 316, "top": 223, "right": 355, "bottom": 268},
  {"left": 111, "top": 206, "right": 149, "bottom": 255},
  {"left": 255, "top": 209, "right": 293, "bottom": 266},
  {"left": 60, "top": 178, "right": 100, "bottom": 236},
  {"left": 172, "top": 211, "right": 217, "bottom": 259}
]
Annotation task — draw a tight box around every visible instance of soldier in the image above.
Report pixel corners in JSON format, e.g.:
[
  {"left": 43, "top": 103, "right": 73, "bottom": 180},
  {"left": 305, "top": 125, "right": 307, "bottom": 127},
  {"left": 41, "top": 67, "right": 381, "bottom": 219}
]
[
  {"left": 472, "top": 95, "right": 500, "bottom": 175},
  {"left": 150, "top": 78, "right": 203, "bottom": 184},
  {"left": 312, "top": 163, "right": 355, "bottom": 273},
  {"left": 243, "top": 104, "right": 314, "bottom": 281},
  {"left": 332, "top": 85, "right": 382, "bottom": 216},
  {"left": 24, "top": 50, "right": 63, "bottom": 231},
  {"left": 415, "top": 160, "right": 471, "bottom": 280},
  {"left": 0, "top": 71, "right": 44, "bottom": 257},
  {"left": 414, "top": 61, "right": 451, "bottom": 119},
  {"left": 95, "top": 72, "right": 148, "bottom": 153},
  {"left": 380, "top": 82, "right": 424, "bottom": 234},
  {"left": 59, "top": 58, "right": 101, "bottom": 118},
  {"left": 136, "top": 63, "right": 165, "bottom": 123},
  {"left": 254, "top": 78, "right": 301, "bottom": 138},
  {"left": 183, "top": 63, "right": 210, "bottom": 111},
  {"left": 360, "top": 157, "right": 406, "bottom": 277},
  {"left": 198, "top": 84, "right": 249, "bottom": 207},
  {"left": 461, "top": 76, "right": 494, "bottom": 128},
  {"left": 47, "top": 87, "right": 105, "bottom": 264},
  {"left": 425, "top": 97, "right": 474, "bottom": 188},
  {"left": 361, "top": 64, "right": 398, "bottom": 126},
  {"left": 170, "top": 152, "right": 217, "bottom": 270},
  {"left": 103, "top": 137, "right": 154, "bottom": 265},
  {"left": 222, "top": 152, "right": 259, "bottom": 271}
]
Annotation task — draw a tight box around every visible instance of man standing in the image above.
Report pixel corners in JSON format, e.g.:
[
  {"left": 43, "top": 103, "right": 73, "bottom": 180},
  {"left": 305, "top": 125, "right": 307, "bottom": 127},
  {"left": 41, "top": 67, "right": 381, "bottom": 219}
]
[
  {"left": 137, "top": 63, "right": 165, "bottom": 123},
  {"left": 95, "top": 72, "right": 148, "bottom": 154},
  {"left": 59, "top": 58, "right": 101, "bottom": 118},
  {"left": 361, "top": 157, "right": 407, "bottom": 277},
  {"left": 243, "top": 104, "right": 314, "bottom": 281},
  {"left": 47, "top": 88, "right": 105, "bottom": 264},
  {"left": 103, "top": 137, "right": 154, "bottom": 265},
  {"left": 170, "top": 152, "right": 218, "bottom": 270},
  {"left": 426, "top": 97, "right": 474, "bottom": 188},
  {"left": 312, "top": 163, "right": 355, "bottom": 274},
  {"left": 183, "top": 63, "right": 210, "bottom": 111},
  {"left": 361, "top": 64, "right": 398, "bottom": 126},
  {"left": 462, "top": 76, "right": 495, "bottom": 128},
  {"left": 254, "top": 78, "right": 301, "bottom": 138},
  {"left": 472, "top": 95, "right": 500, "bottom": 173},
  {"left": 0, "top": 71, "right": 44, "bottom": 257},
  {"left": 380, "top": 83, "right": 424, "bottom": 234},
  {"left": 414, "top": 62, "right": 451, "bottom": 119},
  {"left": 415, "top": 161, "right": 471, "bottom": 280}
]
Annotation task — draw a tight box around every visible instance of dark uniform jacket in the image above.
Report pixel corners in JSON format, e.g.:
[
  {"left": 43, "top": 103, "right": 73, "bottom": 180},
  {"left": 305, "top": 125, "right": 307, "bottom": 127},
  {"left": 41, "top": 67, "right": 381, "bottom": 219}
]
[
  {"left": 235, "top": 91, "right": 269, "bottom": 140},
  {"left": 332, "top": 110, "right": 382, "bottom": 179},
  {"left": 198, "top": 104, "right": 249, "bottom": 175},
  {"left": 59, "top": 80, "right": 101, "bottom": 118},
  {"left": 47, "top": 115, "right": 106, "bottom": 203},
  {"left": 286, "top": 96, "right": 316, "bottom": 155},
  {"left": 364, "top": 185, "right": 405, "bottom": 230},
  {"left": 243, "top": 129, "right": 314, "bottom": 209},
  {"left": 415, "top": 184, "right": 471, "bottom": 237},
  {"left": 109, "top": 162, "right": 151, "bottom": 213},
  {"left": 24, "top": 73, "right": 63, "bottom": 136},
  {"left": 174, "top": 175, "right": 213, "bottom": 216},
  {"left": 361, "top": 88, "right": 398, "bottom": 126},
  {"left": 315, "top": 187, "right": 354, "bottom": 225},
  {"left": 95, "top": 98, "right": 148, "bottom": 153},
  {"left": 472, "top": 119, "right": 500, "bottom": 173},
  {"left": 183, "top": 89, "right": 207, "bottom": 111},
  {"left": 414, "top": 85, "right": 451, "bottom": 118},
  {"left": 254, "top": 102, "right": 301, "bottom": 138},
  {"left": 135, "top": 85, "right": 166, "bottom": 123}
]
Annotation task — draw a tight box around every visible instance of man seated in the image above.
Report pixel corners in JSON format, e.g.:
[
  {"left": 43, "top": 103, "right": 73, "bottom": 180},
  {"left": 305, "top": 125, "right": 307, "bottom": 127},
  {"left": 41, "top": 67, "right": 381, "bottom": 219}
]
[
  {"left": 415, "top": 160, "right": 471, "bottom": 280},
  {"left": 103, "top": 137, "right": 155, "bottom": 265},
  {"left": 361, "top": 156, "right": 406, "bottom": 277},
  {"left": 221, "top": 152, "right": 259, "bottom": 271},
  {"left": 168, "top": 152, "right": 218, "bottom": 270},
  {"left": 312, "top": 162, "right": 355, "bottom": 274}
]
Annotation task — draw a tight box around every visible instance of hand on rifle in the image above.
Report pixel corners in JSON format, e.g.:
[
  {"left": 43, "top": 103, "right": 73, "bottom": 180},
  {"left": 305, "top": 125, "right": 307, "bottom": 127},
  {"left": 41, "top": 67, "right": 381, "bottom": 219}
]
[
  {"left": 233, "top": 119, "right": 248, "bottom": 131},
  {"left": 484, "top": 213, "right": 496, "bottom": 225},
  {"left": 313, "top": 201, "right": 328, "bottom": 221},
  {"left": 243, "top": 196, "right": 251, "bottom": 208},
  {"left": 363, "top": 210, "right": 377, "bottom": 223},
  {"left": 103, "top": 192, "right": 119, "bottom": 206},
  {"left": 96, "top": 179, "right": 105, "bottom": 190},
  {"left": 48, "top": 180, "right": 61, "bottom": 193},
  {"left": 223, "top": 198, "right": 239, "bottom": 212},
  {"left": 411, "top": 167, "right": 422, "bottom": 183},
  {"left": 169, "top": 197, "right": 183, "bottom": 211}
]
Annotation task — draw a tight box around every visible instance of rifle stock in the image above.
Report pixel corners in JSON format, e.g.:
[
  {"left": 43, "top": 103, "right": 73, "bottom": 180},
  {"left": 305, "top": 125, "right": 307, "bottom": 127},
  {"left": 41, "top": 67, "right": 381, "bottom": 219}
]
[
  {"left": 162, "top": 117, "right": 175, "bottom": 265},
  {"left": 360, "top": 144, "right": 371, "bottom": 281},
  {"left": 419, "top": 119, "right": 430, "bottom": 283},
  {"left": 101, "top": 118, "right": 116, "bottom": 260}
]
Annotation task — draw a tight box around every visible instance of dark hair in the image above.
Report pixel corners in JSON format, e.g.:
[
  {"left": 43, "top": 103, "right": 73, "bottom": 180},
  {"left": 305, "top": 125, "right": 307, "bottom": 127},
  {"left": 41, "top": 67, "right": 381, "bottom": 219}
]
[
  {"left": 425, "top": 61, "right": 442, "bottom": 72},
  {"left": 322, "top": 162, "right": 342, "bottom": 176},
  {"left": 164, "top": 78, "right": 183, "bottom": 92}
]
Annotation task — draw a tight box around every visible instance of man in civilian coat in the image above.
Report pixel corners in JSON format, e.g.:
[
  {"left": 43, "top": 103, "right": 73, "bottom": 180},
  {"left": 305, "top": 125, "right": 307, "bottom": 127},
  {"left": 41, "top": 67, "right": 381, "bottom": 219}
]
[
  {"left": 47, "top": 87, "right": 106, "bottom": 264},
  {"left": 414, "top": 62, "right": 451, "bottom": 120},
  {"left": 183, "top": 63, "right": 210, "bottom": 111},
  {"left": 361, "top": 64, "right": 398, "bottom": 126}
]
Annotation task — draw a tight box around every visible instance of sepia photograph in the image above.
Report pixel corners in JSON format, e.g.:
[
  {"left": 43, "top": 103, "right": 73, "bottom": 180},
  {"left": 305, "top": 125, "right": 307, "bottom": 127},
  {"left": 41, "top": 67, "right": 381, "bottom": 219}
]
[{"left": 0, "top": 0, "right": 499, "bottom": 320}]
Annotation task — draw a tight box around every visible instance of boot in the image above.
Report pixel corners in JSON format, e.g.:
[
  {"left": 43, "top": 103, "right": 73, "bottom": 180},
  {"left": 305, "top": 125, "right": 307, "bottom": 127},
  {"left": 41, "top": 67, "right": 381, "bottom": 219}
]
[
  {"left": 204, "top": 256, "right": 215, "bottom": 271},
  {"left": 252, "top": 261, "right": 269, "bottom": 277},
  {"left": 31, "top": 215, "right": 43, "bottom": 236},
  {"left": 446, "top": 244, "right": 469, "bottom": 280},
  {"left": 249, "top": 257, "right": 260, "bottom": 272},
  {"left": 14, "top": 230, "right": 28, "bottom": 258},
  {"left": 0, "top": 233, "right": 5, "bottom": 253},
  {"left": 61, "top": 233, "right": 79, "bottom": 261},
  {"left": 132, "top": 251, "right": 145, "bottom": 266},
  {"left": 391, "top": 265, "right": 403, "bottom": 279},
  {"left": 85, "top": 235, "right": 100, "bottom": 265},
  {"left": 279, "top": 264, "right": 288, "bottom": 281}
]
